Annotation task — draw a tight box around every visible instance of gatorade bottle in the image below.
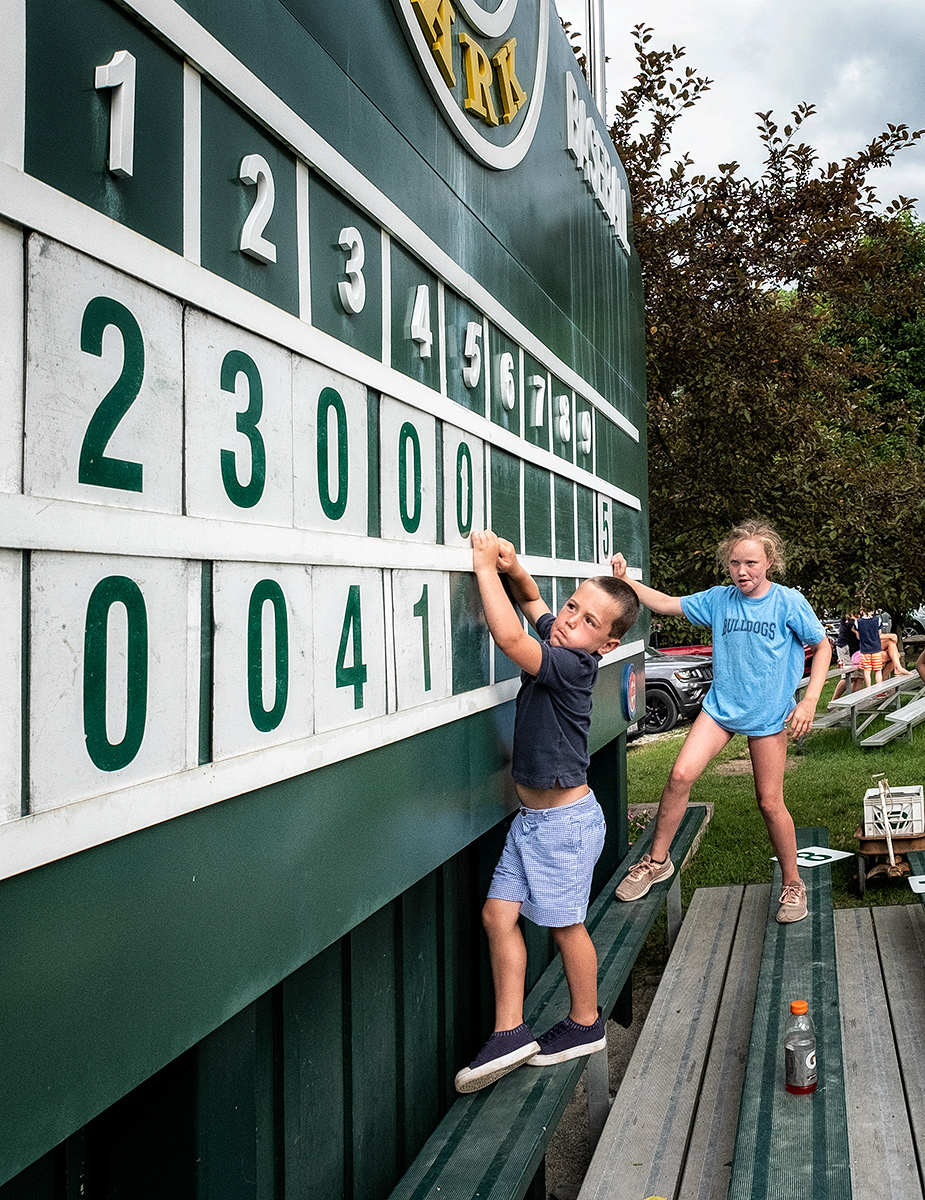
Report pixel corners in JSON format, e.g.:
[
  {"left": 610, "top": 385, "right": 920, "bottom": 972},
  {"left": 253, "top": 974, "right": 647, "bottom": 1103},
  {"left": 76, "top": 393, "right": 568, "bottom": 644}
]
[{"left": 784, "top": 1000, "right": 817, "bottom": 1094}]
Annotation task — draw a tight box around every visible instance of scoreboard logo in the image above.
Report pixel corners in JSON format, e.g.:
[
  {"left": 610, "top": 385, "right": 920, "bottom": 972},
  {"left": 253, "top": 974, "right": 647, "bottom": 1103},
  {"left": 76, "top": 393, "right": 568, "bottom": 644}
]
[{"left": 392, "top": 0, "right": 549, "bottom": 169}]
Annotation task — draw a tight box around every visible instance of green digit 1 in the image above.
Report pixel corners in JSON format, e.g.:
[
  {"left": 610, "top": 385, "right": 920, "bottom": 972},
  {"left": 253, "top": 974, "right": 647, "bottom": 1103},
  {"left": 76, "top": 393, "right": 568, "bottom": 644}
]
[
  {"left": 398, "top": 421, "right": 422, "bottom": 533},
  {"left": 412, "top": 583, "right": 432, "bottom": 692},
  {"left": 220, "top": 349, "right": 266, "bottom": 508},
  {"left": 316, "top": 386, "right": 348, "bottom": 520},
  {"left": 456, "top": 441, "right": 473, "bottom": 536},
  {"left": 247, "top": 579, "right": 289, "bottom": 732},
  {"left": 83, "top": 575, "right": 148, "bottom": 771},
  {"left": 78, "top": 296, "right": 145, "bottom": 492},
  {"left": 336, "top": 584, "right": 367, "bottom": 709}
]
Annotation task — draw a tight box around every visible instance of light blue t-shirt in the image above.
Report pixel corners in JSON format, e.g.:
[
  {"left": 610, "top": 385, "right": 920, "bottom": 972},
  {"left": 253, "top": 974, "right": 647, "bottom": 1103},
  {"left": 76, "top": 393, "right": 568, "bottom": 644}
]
[{"left": 680, "top": 584, "right": 826, "bottom": 737}]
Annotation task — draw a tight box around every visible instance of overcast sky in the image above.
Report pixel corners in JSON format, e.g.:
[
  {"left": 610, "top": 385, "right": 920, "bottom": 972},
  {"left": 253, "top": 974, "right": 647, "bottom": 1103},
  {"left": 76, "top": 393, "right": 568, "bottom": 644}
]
[{"left": 555, "top": 0, "right": 925, "bottom": 215}]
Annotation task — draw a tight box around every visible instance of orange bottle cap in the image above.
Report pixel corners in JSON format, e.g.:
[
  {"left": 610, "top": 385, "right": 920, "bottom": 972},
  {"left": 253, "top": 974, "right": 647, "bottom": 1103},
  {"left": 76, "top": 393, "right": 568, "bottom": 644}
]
[{"left": 790, "top": 1000, "right": 809, "bottom": 1014}]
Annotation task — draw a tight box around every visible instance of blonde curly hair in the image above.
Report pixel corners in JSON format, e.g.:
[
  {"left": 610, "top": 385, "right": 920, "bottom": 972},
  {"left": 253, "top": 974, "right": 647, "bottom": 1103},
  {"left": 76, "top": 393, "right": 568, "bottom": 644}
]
[{"left": 716, "top": 520, "right": 786, "bottom": 578}]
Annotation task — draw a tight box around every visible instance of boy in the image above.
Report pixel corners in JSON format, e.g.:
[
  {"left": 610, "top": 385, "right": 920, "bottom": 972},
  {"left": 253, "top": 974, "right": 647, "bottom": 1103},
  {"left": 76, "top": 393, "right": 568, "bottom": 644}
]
[{"left": 454, "top": 531, "right": 640, "bottom": 1093}]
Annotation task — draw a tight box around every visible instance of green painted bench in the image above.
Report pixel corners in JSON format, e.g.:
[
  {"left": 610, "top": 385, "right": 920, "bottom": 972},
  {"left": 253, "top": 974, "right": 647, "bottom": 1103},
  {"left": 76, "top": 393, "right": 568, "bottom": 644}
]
[
  {"left": 578, "top": 827, "right": 851, "bottom": 1200},
  {"left": 385, "top": 804, "right": 707, "bottom": 1200}
]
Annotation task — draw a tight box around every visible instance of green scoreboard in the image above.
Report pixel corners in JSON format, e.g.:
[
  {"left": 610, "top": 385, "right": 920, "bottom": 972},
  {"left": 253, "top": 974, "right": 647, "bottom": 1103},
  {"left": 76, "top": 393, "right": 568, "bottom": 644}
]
[{"left": 0, "top": 0, "right": 648, "bottom": 1193}]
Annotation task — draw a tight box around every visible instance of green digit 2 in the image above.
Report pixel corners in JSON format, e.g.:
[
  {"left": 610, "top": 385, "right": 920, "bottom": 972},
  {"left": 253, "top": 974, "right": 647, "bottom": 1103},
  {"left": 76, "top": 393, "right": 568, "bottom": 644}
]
[
  {"left": 412, "top": 583, "right": 432, "bottom": 692},
  {"left": 83, "top": 575, "right": 148, "bottom": 771},
  {"left": 247, "top": 579, "right": 289, "bottom": 732},
  {"left": 220, "top": 349, "right": 266, "bottom": 508},
  {"left": 78, "top": 296, "right": 145, "bottom": 492},
  {"left": 336, "top": 584, "right": 367, "bottom": 709}
]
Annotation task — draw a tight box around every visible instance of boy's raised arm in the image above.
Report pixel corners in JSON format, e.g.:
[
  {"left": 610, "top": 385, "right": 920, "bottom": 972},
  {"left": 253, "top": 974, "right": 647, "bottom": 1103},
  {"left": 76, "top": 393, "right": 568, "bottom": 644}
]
[
  {"left": 496, "top": 538, "right": 550, "bottom": 630},
  {"left": 472, "top": 532, "right": 544, "bottom": 676},
  {"left": 610, "top": 553, "right": 685, "bottom": 617}
]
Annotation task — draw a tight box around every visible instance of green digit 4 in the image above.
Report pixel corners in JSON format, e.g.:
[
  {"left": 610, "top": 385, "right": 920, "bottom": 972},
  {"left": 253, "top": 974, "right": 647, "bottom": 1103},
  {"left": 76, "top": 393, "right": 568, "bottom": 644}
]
[{"left": 336, "top": 584, "right": 367, "bottom": 709}]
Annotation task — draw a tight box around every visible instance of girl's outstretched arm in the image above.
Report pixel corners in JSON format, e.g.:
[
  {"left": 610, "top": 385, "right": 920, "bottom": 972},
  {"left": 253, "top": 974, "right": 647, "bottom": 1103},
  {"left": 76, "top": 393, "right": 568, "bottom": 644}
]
[{"left": 610, "top": 553, "right": 685, "bottom": 617}]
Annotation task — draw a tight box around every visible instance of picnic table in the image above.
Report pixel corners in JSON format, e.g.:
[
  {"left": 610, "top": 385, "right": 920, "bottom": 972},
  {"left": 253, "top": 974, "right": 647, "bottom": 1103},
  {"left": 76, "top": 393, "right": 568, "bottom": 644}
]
[{"left": 823, "top": 673, "right": 923, "bottom": 743}]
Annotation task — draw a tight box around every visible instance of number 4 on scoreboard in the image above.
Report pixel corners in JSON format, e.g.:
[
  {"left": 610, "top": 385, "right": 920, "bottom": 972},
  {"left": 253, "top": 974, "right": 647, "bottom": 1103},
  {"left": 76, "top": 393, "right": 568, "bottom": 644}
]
[{"left": 336, "top": 584, "right": 368, "bottom": 710}]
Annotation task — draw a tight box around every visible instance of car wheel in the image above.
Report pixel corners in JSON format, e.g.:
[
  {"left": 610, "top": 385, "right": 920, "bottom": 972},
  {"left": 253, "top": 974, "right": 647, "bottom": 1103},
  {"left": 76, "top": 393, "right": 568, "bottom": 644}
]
[{"left": 642, "top": 688, "right": 679, "bottom": 735}]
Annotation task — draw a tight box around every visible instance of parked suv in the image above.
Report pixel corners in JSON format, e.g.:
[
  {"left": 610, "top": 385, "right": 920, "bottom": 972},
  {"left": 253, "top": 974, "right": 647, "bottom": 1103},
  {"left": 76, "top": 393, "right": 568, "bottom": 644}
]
[{"left": 638, "top": 646, "right": 713, "bottom": 735}]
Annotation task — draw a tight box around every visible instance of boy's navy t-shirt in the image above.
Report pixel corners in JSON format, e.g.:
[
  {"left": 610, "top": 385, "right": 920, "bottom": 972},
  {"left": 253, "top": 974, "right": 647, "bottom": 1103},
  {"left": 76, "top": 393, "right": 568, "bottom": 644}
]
[{"left": 511, "top": 612, "right": 599, "bottom": 789}]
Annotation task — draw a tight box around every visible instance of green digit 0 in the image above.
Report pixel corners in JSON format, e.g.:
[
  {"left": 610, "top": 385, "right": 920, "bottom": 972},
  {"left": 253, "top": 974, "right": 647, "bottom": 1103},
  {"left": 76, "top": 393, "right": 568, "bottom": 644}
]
[
  {"left": 78, "top": 296, "right": 145, "bottom": 492},
  {"left": 247, "top": 579, "right": 289, "bottom": 732},
  {"left": 456, "top": 441, "right": 473, "bottom": 536},
  {"left": 336, "top": 584, "right": 367, "bottom": 709},
  {"left": 316, "top": 386, "right": 348, "bottom": 520},
  {"left": 220, "top": 349, "right": 266, "bottom": 508},
  {"left": 83, "top": 575, "right": 148, "bottom": 771},
  {"left": 398, "top": 421, "right": 422, "bottom": 533},
  {"left": 412, "top": 583, "right": 432, "bottom": 692}
]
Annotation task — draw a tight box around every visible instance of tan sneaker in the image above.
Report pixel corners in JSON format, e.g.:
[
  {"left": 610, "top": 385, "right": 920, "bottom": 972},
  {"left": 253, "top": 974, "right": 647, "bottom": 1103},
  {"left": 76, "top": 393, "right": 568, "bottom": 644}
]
[
  {"left": 776, "top": 880, "right": 807, "bottom": 923},
  {"left": 615, "top": 852, "right": 674, "bottom": 901}
]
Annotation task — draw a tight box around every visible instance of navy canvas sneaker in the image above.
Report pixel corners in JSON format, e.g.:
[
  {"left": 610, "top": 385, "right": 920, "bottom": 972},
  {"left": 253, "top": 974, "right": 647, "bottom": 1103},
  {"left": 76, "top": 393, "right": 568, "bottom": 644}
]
[
  {"left": 454, "top": 1024, "right": 540, "bottom": 1093},
  {"left": 528, "top": 1008, "right": 606, "bottom": 1066}
]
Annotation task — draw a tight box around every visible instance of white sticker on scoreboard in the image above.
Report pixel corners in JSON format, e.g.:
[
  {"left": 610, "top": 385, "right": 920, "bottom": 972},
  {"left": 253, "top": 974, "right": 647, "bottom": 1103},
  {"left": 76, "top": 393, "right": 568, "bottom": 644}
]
[
  {"left": 24, "top": 236, "right": 184, "bottom": 513},
  {"left": 0, "top": 219, "right": 24, "bottom": 494},
  {"left": 28, "top": 552, "right": 196, "bottom": 811},
  {"left": 0, "top": 551, "right": 22, "bottom": 824},
  {"left": 212, "top": 562, "right": 314, "bottom": 760},
  {"left": 292, "top": 357, "right": 368, "bottom": 536},
  {"left": 185, "top": 309, "right": 294, "bottom": 526},
  {"left": 379, "top": 396, "right": 437, "bottom": 544},
  {"left": 312, "top": 567, "right": 387, "bottom": 732}
]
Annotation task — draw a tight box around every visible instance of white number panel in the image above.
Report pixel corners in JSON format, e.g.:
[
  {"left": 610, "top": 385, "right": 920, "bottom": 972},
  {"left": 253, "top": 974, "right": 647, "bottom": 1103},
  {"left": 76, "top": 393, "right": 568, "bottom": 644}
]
[
  {"left": 28, "top": 553, "right": 196, "bottom": 812},
  {"left": 292, "top": 357, "right": 368, "bottom": 536},
  {"left": 0, "top": 551, "right": 22, "bottom": 824},
  {"left": 312, "top": 567, "right": 387, "bottom": 733},
  {"left": 24, "top": 236, "right": 184, "bottom": 513},
  {"left": 391, "top": 570, "right": 449, "bottom": 709},
  {"left": 379, "top": 396, "right": 437, "bottom": 544},
  {"left": 184, "top": 310, "right": 294, "bottom": 525},
  {"left": 442, "top": 426, "right": 485, "bottom": 547},
  {"left": 0, "top": 220, "right": 24, "bottom": 494},
  {"left": 212, "top": 562, "right": 313, "bottom": 760}
]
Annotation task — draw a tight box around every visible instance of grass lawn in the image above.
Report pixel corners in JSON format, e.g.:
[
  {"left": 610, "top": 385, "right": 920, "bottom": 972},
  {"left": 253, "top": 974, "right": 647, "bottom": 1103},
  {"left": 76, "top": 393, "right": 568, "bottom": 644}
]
[{"left": 627, "top": 678, "right": 925, "bottom": 913}]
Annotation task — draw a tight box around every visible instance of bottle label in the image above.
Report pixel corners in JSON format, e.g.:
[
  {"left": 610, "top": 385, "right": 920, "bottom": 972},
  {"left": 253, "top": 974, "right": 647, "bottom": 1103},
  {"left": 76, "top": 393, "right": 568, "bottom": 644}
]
[{"left": 785, "top": 1045, "right": 817, "bottom": 1090}]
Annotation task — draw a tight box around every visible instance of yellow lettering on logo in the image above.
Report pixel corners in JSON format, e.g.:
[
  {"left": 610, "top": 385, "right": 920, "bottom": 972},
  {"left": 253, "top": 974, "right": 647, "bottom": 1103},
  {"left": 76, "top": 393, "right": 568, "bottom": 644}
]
[
  {"left": 491, "top": 38, "right": 527, "bottom": 124},
  {"left": 410, "top": 0, "right": 456, "bottom": 87},
  {"left": 459, "top": 33, "right": 499, "bottom": 127}
]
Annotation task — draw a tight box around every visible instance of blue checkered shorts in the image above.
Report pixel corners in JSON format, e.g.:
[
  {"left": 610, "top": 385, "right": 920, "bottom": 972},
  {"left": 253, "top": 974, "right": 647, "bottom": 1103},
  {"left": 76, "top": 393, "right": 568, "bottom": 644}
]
[{"left": 487, "top": 790, "right": 606, "bottom": 927}]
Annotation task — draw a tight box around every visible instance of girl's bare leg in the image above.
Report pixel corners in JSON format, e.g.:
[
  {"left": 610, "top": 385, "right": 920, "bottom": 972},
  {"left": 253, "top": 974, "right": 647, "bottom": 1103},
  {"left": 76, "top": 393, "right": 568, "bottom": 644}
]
[
  {"left": 649, "top": 711, "right": 733, "bottom": 862},
  {"left": 747, "top": 731, "right": 799, "bottom": 883}
]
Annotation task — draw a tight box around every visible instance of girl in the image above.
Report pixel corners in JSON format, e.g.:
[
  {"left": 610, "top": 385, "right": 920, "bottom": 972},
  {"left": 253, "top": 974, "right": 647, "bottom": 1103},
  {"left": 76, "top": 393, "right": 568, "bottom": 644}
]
[{"left": 611, "top": 521, "right": 830, "bottom": 924}]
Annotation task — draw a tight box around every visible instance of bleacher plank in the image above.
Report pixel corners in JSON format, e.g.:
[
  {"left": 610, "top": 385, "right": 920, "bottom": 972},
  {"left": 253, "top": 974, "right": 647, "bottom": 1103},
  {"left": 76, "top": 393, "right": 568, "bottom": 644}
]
[
  {"left": 577, "top": 886, "right": 746, "bottom": 1200},
  {"left": 387, "top": 805, "right": 707, "bottom": 1200},
  {"left": 726, "top": 828, "right": 851, "bottom": 1200},
  {"left": 869, "top": 905, "right": 925, "bottom": 1166},
  {"left": 677, "top": 884, "right": 768, "bottom": 1200},
  {"left": 858, "top": 724, "right": 908, "bottom": 747},
  {"left": 834, "top": 909, "right": 923, "bottom": 1200}
]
